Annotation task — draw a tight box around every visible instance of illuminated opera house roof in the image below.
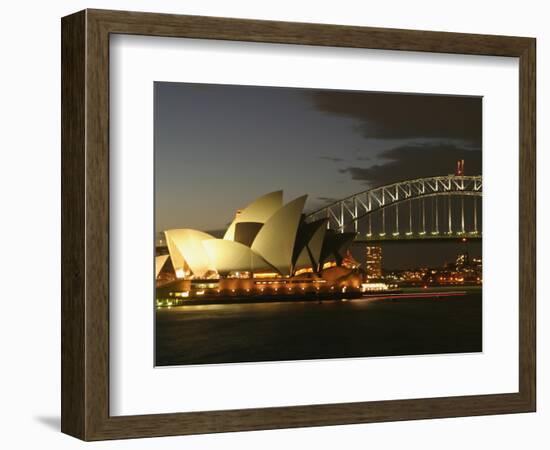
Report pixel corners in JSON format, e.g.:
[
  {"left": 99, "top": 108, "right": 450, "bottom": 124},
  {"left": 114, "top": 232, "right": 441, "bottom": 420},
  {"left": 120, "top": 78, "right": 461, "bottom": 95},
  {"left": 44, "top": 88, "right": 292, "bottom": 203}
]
[{"left": 163, "top": 191, "right": 356, "bottom": 279}]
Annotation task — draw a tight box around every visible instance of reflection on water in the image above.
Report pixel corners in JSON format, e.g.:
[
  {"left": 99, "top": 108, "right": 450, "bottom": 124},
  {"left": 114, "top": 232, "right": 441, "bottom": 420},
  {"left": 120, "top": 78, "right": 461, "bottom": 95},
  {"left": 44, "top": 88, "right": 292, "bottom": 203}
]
[{"left": 155, "top": 294, "right": 482, "bottom": 367}]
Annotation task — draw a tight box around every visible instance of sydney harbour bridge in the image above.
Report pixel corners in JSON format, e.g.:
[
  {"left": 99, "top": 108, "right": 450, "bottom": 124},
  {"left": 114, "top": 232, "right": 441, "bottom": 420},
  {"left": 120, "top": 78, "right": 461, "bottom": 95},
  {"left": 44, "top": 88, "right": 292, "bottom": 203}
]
[{"left": 306, "top": 174, "right": 482, "bottom": 243}]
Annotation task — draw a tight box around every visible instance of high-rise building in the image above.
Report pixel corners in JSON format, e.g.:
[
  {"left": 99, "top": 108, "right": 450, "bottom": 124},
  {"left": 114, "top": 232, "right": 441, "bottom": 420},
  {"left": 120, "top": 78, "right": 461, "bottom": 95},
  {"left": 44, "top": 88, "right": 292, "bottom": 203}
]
[
  {"left": 456, "top": 252, "right": 469, "bottom": 269},
  {"left": 365, "top": 246, "right": 383, "bottom": 280}
]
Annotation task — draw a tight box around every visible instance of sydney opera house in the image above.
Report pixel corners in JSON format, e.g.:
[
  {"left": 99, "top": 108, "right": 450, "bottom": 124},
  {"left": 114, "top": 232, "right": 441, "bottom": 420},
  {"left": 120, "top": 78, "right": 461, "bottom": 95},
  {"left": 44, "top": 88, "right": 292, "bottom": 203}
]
[{"left": 155, "top": 191, "right": 363, "bottom": 303}]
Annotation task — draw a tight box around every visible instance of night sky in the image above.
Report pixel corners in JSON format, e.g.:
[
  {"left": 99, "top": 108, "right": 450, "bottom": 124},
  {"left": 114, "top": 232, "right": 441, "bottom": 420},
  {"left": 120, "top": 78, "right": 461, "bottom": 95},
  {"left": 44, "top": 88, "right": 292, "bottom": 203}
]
[{"left": 154, "top": 82, "right": 482, "bottom": 269}]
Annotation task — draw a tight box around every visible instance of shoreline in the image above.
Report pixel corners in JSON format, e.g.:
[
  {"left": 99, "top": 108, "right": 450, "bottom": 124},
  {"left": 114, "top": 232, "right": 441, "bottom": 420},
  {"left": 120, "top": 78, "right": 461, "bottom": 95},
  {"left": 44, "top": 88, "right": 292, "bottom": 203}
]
[{"left": 156, "top": 287, "right": 481, "bottom": 307}]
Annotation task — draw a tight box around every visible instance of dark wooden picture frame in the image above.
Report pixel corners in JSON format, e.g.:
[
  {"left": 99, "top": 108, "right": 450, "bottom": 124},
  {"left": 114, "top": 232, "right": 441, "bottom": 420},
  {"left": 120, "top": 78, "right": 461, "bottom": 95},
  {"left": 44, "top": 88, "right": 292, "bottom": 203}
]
[{"left": 61, "top": 9, "right": 536, "bottom": 441}]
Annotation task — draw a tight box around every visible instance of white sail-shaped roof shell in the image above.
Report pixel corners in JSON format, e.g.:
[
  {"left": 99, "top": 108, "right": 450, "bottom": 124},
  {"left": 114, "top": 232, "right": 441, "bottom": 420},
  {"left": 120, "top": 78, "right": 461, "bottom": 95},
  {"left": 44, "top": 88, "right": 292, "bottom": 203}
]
[
  {"left": 202, "top": 239, "right": 274, "bottom": 275},
  {"left": 306, "top": 221, "right": 327, "bottom": 271},
  {"left": 155, "top": 254, "right": 169, "bottom": 278},
  {"left": 292, "top": 219, "right": 327, "bottom": 273},
  {"left": 294, "top": 246, "right": 313, "bottom": 271},
  {"left": 164, "top": 229, "right": 215, "bottom": 278},
  {"left": 251, "top": 195, "right": 307, "bottom": 276},
  {"left": 164, "top": 234, "right": 185, "bottom": 275},
  {"left": 223, "top": 190, "right": 283, "bottom": 241}
]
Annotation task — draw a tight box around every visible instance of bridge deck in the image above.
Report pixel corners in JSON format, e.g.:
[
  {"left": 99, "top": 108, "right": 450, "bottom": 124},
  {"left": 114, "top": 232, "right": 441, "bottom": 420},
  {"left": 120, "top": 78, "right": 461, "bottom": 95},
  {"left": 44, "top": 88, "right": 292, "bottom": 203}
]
[{"left": 353, "top": 233, "right": 482, "bottom": 244}]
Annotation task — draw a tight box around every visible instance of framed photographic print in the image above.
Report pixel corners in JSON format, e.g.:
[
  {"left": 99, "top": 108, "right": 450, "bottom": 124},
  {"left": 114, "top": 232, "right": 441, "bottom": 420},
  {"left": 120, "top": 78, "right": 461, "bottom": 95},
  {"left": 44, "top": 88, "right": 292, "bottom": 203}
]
[{"left": 61, "top": 9, "right": 536, "bottom": 440}]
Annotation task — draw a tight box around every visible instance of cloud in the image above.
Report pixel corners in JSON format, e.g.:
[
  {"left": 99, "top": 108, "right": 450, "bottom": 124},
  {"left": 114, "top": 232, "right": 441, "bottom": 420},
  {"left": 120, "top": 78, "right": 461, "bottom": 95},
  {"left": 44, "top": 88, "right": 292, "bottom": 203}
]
[
  {"left": 319, "top": 156, "right": 344, "bottom": 162},
  {"left": 339, "top": 143, "right": 481, "bottom": 187},
  {"left": 310, "top": 90, "right": 482, "bottom": 146}
]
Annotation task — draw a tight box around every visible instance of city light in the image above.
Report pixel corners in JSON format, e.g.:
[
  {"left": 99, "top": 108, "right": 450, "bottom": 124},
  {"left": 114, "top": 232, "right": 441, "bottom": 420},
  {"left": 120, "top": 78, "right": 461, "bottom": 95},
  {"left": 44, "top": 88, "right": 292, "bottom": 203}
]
[
  {"left": 361, "top": 282, "right": 390, "bottom": 292},
  {"left": 294, "top": 267, "right": 314, "bottom": 275},
  {"left": 172, "top": 291, "right": 189, "bottom": 298},
  {"left": 365, "top": 246, "right": 383, "bottom": 280},
  {"left": 175, "top": 268, "right": 186, "bottom": 279},
  {"left": 253, "top": 272, "right": 279, "bottom": 279},
  {"left": 156, "top": 240, "right": 481, "bottom": 307}
]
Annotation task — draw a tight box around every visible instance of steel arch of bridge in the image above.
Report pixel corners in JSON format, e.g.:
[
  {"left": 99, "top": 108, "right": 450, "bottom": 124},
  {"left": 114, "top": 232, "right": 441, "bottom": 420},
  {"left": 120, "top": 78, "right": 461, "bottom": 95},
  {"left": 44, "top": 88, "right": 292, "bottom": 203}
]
[{"left": 306, "top": 175, "right": 482, "bottom": 236}]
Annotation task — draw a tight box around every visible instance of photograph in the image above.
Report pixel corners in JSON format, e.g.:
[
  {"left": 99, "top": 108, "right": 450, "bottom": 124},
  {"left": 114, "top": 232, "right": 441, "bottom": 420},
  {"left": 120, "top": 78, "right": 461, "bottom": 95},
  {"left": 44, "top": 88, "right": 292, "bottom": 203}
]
[{"left": 154, "top": 82, "right": 483, "bottom": 367}]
